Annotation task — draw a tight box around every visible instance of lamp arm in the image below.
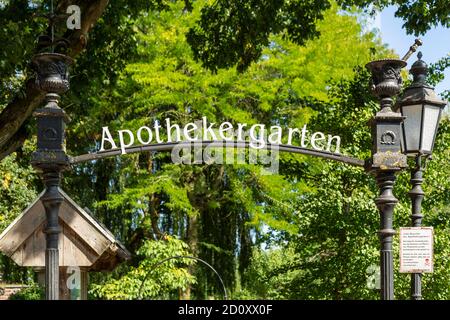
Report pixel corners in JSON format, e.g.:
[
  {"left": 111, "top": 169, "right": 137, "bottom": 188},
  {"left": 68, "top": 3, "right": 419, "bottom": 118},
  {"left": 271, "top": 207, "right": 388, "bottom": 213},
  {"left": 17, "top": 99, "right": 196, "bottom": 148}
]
[{"left": 418, "top": 154, "right": 432, "bottom": 171}]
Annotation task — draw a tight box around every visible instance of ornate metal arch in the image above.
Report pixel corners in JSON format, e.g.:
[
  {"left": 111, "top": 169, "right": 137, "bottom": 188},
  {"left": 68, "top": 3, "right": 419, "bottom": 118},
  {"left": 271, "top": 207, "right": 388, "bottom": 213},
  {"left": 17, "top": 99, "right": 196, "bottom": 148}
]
[{"left": 70, "top": 140, "right": 365, "bottom": 167}]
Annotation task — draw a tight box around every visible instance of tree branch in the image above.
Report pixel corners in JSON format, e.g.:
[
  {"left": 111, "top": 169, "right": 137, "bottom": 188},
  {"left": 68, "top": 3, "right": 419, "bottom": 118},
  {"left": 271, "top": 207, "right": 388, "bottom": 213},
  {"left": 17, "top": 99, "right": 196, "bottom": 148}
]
[{"left": 0, "top": 125, "right": 28, "bottom": 161}]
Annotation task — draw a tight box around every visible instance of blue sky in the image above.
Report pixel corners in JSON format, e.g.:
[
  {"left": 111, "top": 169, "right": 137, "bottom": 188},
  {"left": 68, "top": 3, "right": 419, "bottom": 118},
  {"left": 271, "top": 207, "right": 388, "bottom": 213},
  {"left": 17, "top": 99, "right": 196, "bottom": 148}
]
[{"left": 374, "top": 6, "right": 450, "bottom": 96}]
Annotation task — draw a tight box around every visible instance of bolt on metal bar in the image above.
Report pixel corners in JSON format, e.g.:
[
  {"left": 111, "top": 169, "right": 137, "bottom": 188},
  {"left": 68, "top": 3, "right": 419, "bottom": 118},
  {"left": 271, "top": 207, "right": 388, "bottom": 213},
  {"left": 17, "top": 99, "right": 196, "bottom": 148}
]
[{"left": 402, "top": 39, "right": 423, "bottom": 62}]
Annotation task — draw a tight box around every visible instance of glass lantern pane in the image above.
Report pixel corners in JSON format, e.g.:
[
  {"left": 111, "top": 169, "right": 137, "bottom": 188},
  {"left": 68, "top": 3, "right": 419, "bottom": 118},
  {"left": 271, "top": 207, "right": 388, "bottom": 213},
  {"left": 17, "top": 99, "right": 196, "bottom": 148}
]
[
  {"left": 401, "top": 104, "right": 422, "bottom": 153},
  {"left": 421, "top": 105, "right": 441, "bottom": 153}
]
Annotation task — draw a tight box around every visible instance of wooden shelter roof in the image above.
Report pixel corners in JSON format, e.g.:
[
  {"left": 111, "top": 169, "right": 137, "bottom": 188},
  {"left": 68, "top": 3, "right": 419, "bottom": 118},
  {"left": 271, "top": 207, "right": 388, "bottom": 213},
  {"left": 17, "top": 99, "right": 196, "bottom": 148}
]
[{"left": 0, "top": 188, "right": 130, "bottom": 271}]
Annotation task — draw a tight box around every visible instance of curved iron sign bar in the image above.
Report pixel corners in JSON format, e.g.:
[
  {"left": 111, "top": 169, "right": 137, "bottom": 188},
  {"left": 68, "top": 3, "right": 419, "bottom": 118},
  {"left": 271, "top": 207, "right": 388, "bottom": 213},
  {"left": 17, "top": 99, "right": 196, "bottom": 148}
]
[
  {"left": 70, "top": 140, "right": 365, "bottom": 167},
  {"left": 138, "top": 255, "right": 228, "bottom": 300}
]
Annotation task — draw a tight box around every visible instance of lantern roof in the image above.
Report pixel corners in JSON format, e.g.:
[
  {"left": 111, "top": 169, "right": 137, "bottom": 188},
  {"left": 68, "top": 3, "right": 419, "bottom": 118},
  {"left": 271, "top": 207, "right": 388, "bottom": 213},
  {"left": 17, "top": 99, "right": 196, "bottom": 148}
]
[
  {"left": 0, "top": 189, "right": 130, "bottom": 271},
  {"left": 396, "top": 52, "right": 447, "bottom": 109},
  {"left": 396, "top": 85, "right": 447, "bottom": 107}
]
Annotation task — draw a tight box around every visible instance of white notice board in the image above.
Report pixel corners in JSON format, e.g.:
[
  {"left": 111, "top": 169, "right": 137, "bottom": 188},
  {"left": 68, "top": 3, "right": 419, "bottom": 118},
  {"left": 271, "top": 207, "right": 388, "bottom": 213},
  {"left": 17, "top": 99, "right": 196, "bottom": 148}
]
[{"left": 400, "top": 227, "right": 434, "bottom": 273}]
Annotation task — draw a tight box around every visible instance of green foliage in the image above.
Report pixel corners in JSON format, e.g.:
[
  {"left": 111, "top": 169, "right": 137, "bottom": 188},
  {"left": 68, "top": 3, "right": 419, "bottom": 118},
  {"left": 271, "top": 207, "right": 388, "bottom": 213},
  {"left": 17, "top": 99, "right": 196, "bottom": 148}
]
[
  {"left": 0, "top": 154, "right": 36, "bottom": 230},
  {"left": 0, "top": 146, "right": 37, "bottom": 231},
  {"left": 428, "top": 55, "right": 450, "bottom": 101},
  {"left": 8, "top": 283, "right": 44, "bottom": 300},
  {"left": 0, "top": 141, "right": 37, "bottom": 284},
  {"left": 234, "top": 246, "right": 303, "bottom": 299},
  {"left": 186, "top": 0, "right": 331, "bottom": 72},
  {"left": 239, "top": 72, "right": 450, "bottom": 300},
  {"left": 187, "top": 0, "right": 450, "bottom": 71},
  {"left": 90, "top": 236, "right": 195, "bottom": 300},
  {"left": 0, "top": 0, "right": 43, "bottom": 106},
  {"left": 339, "top": 0, "right": 450, "bottom": 35}
]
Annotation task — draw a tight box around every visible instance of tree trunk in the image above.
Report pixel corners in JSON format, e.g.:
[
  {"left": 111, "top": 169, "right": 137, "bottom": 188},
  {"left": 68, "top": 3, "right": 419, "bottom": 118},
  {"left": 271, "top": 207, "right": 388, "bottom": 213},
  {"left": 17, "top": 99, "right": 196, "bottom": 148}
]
[
  {"left": 149, "top": 193, "right": 163, "bottom": 240},
  {"left": 181, "top": 213, "right": 199, "bottom": 300}
]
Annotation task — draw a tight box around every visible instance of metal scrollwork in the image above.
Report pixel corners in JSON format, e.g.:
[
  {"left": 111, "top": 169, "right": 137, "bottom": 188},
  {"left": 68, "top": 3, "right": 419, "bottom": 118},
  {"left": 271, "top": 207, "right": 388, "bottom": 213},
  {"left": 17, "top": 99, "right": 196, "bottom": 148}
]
[
  {"left": 380, "top": 131, "right": 396, "bottom": 145},
  {"left": 43, "top": 128, "right": 58, "bottom": 141}
]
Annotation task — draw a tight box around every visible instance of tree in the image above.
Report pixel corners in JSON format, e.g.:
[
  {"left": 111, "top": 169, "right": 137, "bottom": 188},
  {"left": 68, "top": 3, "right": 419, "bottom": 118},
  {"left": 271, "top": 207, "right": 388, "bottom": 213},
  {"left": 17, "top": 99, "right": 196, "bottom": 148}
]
[
  {"left": 62, "top": 0, "right": 392, "bottom": 299},
  {"left": 338, "top": 0, "right": 450, "bottom": 35},
  {"left": 238, "top": 68, "right": 450, "bottom": 300},
  {"left": 0, "top": 0, "right": 449, "bottom": 300},
  {"left": 1, "top": 0, "right": 449, "bottom": 159}
]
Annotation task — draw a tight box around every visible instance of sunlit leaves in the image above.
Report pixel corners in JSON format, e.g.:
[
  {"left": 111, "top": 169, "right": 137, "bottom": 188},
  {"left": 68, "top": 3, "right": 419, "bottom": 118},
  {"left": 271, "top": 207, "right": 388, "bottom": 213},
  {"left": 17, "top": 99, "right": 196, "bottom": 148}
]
[{"left": 90, "top": 237, "right": 196, "bottom": 299}]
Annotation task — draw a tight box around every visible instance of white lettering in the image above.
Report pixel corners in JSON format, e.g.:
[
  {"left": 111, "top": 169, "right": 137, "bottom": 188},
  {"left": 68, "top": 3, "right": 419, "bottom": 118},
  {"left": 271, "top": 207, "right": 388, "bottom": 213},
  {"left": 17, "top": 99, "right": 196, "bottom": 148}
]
[
  {"left": 237, "top": 123, "right": 247, "bottom": 141},
  {"left": 202, "top": 116, "right": 217, "bottom": 140},
  {"left": 66, "top": 267, "right": 80, "bottom": 291},
  {"left": 301, "top": 125, "right": 309, "bottom": 148},
  {"left": 219, "top": 122, "right": 234, "bottom": 141},
  {"left": 287, "top": 127, "right": 300, "bottom": 145},
  {"left": 166, "top": 118, "right": 181, "bottom": 142},
  {"left": 311, "top": 132, "right": 325, "bottom": 151},
  {"left": 154, "top": 120, "right": 163, "bottom": 143},
  {"left": 100, "top": 126, "right": 118, "bottom": 151},
  {"left": 97, "top": 118, "right": 343, "bottom": 157},
  {"left": 268, "top": 126, "right": 282, "bottom": 144},
  {"left": 327, "top": 135, "right": 341, "bottom": 153},
  {"left": 118, "top": 129, "right": 134, "bottom": 154},
  {"left": 249, "top": 124, "right": 265, "bottom": 149},
  {"left": 183, "top": 122, "right": 199, "bottom": 141},
  {"left": 137, "top": 126, "right": 153, "bottom": 145}
]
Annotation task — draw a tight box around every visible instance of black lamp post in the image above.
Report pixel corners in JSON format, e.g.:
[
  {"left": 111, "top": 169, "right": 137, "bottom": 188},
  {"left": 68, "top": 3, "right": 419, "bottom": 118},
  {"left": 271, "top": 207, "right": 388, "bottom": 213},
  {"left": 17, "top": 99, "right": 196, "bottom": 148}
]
[
  {"left": 29, "top": 0, "right": 73, "bottom": 299},
  {"left": 365, "top": 58, "right": 408, "bottom": 300},
  {"left": 31, "top": 52, "right": 72, "bottom": 300},
  {"left": 395, "top": 52, "right": 447, "bottom": 300}
]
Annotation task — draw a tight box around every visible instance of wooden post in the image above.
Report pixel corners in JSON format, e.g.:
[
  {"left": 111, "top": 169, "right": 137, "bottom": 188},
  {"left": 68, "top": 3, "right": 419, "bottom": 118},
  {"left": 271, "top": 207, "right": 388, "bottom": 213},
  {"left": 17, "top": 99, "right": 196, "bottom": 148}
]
[{"left": 80, "top": 269, "right": 88, "bottom": 300}]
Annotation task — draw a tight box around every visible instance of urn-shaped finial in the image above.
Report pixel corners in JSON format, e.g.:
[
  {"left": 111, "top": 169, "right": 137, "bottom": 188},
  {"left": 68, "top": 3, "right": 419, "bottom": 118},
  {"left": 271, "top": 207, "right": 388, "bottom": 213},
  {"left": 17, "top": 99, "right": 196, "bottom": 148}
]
[
  {"left": 366, "top": 59, "right": 406, "bottom": 112},
  {"left": 32, "top": 53, "right": 73, "bottom": 94}
]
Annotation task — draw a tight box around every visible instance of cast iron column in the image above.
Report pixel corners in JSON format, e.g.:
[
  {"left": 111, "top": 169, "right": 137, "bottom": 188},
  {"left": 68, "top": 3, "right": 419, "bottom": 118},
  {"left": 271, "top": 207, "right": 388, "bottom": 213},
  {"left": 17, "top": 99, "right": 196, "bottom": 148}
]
[
  {"left": 409, "top": 155, "right": 425, "bottom": 300},
  {"left": 31, "top": 53, "right": 73, "bottom": 300},
  {"left": 375, "top": 170, "right": 397, "bottom": 299},
  {"left": 41, "top": 169, "right": 64, "bottom": 299},
  {"left": 366, "top": 59, "right": 407, "bottom": 300}
]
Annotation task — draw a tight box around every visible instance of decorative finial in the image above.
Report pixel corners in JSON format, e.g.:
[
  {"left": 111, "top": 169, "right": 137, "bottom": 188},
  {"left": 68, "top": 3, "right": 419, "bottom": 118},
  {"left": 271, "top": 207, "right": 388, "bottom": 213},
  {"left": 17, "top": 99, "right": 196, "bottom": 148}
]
[{"left": 410, "top": 51, "right": 428, "bottom": 84}]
